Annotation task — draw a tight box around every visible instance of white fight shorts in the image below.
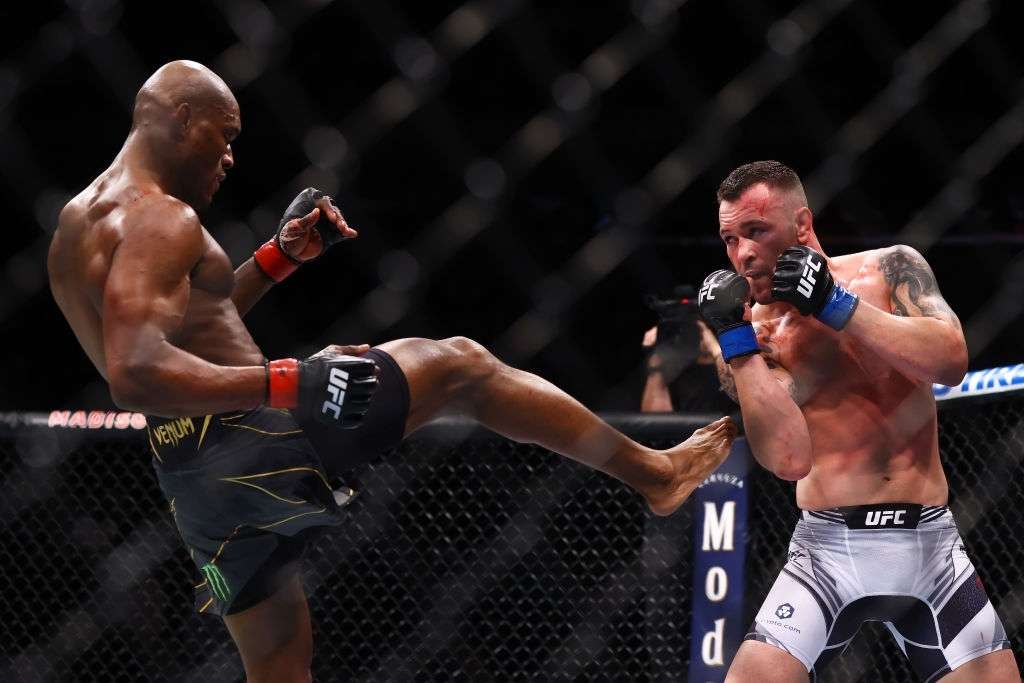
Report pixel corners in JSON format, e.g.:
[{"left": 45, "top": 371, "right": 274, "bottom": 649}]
[{"left": 746, "top": 503, "right": 1010, "bottom": 681}]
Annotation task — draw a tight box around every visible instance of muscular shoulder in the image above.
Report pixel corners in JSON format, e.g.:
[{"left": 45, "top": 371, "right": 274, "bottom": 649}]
[
  {"left": 872, "top": 245, "right": 961, "bottom": 326},
  {"left": 123, "top": 194, "right": 201, "bottom": 237},
  {"left": 873, "top": 245, "right": 937, "bottom": 302},
  {"left": 97, "top": 194, "right": 206, "bottom": 285}
]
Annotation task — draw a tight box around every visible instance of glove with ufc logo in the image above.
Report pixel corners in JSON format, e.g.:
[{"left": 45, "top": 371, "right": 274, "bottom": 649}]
[
  {"left": 698, "top": 270, "right": 759, "bottom": 362},
  {"left": 266, "top": 351, "right": 377, "bottom": 429},
  {"left": 771, "top": 245, "right": 859, "bottom": 331},
  {"left": 254, "top": 188, "right": 355, "bottom": 282}
]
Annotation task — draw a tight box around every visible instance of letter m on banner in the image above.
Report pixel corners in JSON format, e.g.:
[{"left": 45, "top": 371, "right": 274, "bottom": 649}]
[{"left": 703, "top": 501, "right": 736, "bottom": 551}]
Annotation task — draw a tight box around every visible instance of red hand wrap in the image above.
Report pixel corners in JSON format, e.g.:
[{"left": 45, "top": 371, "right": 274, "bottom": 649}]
[
  {"left": 266, "top": 358, "right": 300, "bottom": 408},
  {"left": 254, "top": 239, "right": 300, "bottom": 282}
]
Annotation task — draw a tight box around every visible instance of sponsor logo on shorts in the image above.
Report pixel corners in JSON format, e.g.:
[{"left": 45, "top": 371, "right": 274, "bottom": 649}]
[
  {"left": 787, "top": 549, "right": 806, "bottom": 562},
  {"left": 775, "top": 603, "right": 795, "bottom": 619},
  {"left": 150, "top": 417, "right": 196, "bottom": 448},
  {"left": 201, "top": 563, "right": 231, "bottom": 602},
  {"left": 322, "top": 367, "right": 350, "bottom": 421}
]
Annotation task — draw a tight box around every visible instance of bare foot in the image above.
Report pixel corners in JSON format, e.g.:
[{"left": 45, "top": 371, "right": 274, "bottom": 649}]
[{"left": 645, "top": 416, "right": 737, "bottom": 516}]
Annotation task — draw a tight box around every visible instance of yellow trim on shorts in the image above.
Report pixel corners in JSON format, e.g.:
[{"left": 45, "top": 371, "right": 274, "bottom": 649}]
[
  {"left": 198, "top": 597, "right": 214, "bottom": 613},
  {"left": 256, "top": 508, "right": 327, "bottom": 530},
  {"left": 148, "top": 430, "right": 163, "bottom": 463},
  {"left": 219, "top": 477, "right": 307, "bottom": 505},
  {"left": 219, "top": 413, "right": 247, "bottom": 421},
  {"left": 196, "top": 415, "right": 212, "bottom": 450},
  {"left": 211, "top": 525, "right": 244, "bottom": 565},
  {"left": 222, "top": 466, "right": 332, "bottom": 491},
  {"left": 222, "top": 422, "right": 303, "bottom": 437},
  {"left": 194, "top": 579, "right": 208, "bottom": 589}
]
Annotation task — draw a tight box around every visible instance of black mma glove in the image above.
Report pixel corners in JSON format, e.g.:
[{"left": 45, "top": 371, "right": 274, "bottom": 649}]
[
  {"left": 698, "top": 270, "right": 759, "bottom": 362},
  {"left": 771, "top": 245, "right": 859, "bottom": 330},
  {"left": 266, "top": 352, "right": 377, "bottom": 429},
  {"left": 254, "top": 188, "right": 351, "bottom": 282}
]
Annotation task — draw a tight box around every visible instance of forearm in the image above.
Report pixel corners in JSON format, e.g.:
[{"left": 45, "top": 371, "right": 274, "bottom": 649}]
[
  {"left": 641, "top": 371, "right": 674, "bottom": 412},
  {"left": 109, "top": 342, "right": 266, "bottom": 416},
  {"left": 730, "top": 355, "right": 812, "bottom": 480},
  {"left": 712, "top": 353, "right": 738, "bottom": 403},
  {"left": 231, "top": 258, "right": 275, "bottom": 317},
  {"left": 843, "top": 301, "right": 968, "bottom": 386}
]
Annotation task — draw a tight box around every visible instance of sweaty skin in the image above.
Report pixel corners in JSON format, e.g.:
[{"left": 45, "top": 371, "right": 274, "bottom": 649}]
[
  {"left": 715, "top": 183, "right": 963, "bottom": 510},
  {"left": 50, "top": 59, "right": 737, "bottom": 683},
  {"left": 48, "top": 61, "right": 272, "bottom": 415}
]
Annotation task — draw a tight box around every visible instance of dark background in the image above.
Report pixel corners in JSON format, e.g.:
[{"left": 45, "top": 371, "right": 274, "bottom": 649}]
[{"left": 3, "top": 0, "right": 1023, "bottom": 412}]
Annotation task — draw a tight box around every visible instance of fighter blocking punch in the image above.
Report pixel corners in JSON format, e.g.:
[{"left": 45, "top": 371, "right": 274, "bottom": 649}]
[{"left": 695, "top": 160, "right": 1016, "bottom": 682}]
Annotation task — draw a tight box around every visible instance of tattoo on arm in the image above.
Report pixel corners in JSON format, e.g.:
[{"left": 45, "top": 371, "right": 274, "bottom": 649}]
[
  {"left": 714, "top": 355, "right": 739, "bottom": 404},
  {"left": 714, "top": 355, "right": 800, "bottom": 405},
  {"left": 878, "top": 246, "right": 962, "bottom": 331},
  {"left": 765, "top": 357, "right": 802, "bottom": 403}
]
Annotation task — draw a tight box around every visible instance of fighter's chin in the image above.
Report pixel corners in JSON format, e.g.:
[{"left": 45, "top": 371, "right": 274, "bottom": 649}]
[
  {"left": 190, "top": 188, "right": 216, "bottom": 211},
  {"left": 750, "top": 284, "right": 774, "bottom": 305}
]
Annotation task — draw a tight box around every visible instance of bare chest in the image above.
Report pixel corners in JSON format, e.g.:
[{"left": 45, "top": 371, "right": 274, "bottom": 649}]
[
  {"left": 755, "top": 261, "right": 893, "bottom": 401},
  {"left": 190, "top": 231, "right": 236, "bottom": 301}
]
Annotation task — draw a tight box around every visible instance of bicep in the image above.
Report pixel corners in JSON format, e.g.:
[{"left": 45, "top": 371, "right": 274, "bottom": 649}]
[
  {"left": 767, "top": 361, "right": 802, "bottom": 404},
  {"left": 878, "top": 246, "right": 963, "bottom": 332}
]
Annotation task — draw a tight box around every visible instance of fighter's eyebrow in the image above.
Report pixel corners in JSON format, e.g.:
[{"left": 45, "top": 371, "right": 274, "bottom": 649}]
[{"left": 720, "top": 218, "right": 767, "bottom": 237}]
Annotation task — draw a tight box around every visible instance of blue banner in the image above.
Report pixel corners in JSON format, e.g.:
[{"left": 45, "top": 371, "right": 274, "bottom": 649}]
[
  {"left": 688, "top": 437, "right": 752, "bottom": 682},
  {"left": 934, "top": 364, "right": 1024, "bottom": 401}
]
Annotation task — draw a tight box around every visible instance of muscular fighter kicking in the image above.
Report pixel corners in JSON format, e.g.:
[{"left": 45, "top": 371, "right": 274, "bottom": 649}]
[
  {"left": 46, "top": 60, "right": 735, "bottom": 682},
  {"left": 697, "top": 161, "right": 1018, "bottom": 681}
]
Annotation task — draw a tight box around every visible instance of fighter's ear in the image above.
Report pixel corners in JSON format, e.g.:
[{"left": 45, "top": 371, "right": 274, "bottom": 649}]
[
  {"left": 794, "top": 206, "right": 813, "bottom": 244},
  {"left": 172, "top": 102, "right": 191, "bottom": 139}
]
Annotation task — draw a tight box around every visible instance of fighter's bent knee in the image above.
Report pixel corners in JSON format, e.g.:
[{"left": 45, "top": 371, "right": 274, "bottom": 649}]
[{"left": 437, "top": 336, "right": 500, "bottom": 400}]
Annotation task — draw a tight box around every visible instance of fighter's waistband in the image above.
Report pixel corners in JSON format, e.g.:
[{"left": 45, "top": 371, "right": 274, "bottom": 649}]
[
  {"left": 145, "top": 407, "right": 302, "bottom": 469},
  {"left": 801, "top": 503, "right": 951, "bottom": 529}
]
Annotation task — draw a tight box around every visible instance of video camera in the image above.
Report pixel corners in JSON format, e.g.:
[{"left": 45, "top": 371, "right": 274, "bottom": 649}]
[{"left": 644, "top": 285, "right": 701, "bottom": 378}]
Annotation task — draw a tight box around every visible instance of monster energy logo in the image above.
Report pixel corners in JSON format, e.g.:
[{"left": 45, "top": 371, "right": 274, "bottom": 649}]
[{"left": 201, "top": 563, "right": 231, "bottom": 601}]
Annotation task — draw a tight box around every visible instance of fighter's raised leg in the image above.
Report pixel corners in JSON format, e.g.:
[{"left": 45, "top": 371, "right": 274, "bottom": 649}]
[{"left": 375, "top": 336, "right": 736, "bottom": 516}]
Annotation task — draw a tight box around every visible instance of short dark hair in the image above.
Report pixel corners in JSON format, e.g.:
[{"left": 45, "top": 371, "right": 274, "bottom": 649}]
[{"left": 717, "top": 160, "right": 803, "bottom": 204}]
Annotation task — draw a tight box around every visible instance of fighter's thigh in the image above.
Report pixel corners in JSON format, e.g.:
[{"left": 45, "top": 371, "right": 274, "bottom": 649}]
[
  {"left": 725, "top": 640, "right": 808, "bottom": 683},
  {"left": 374, "top": 336, "right": 495, "bottom": 434},
  {"left": 940, "top": 649, "right": 1020, "bottom": 682},
  {"left": 224, "top": 573, "right": 313, "bottom": 683},
  {"left": 743, "top": 563, "right": 831, "bottom": 671}
]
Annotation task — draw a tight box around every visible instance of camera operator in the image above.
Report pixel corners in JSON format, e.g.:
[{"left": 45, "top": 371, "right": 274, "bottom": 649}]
[{"left": 642, "top": 286, "right": 735, "bottom": 414}]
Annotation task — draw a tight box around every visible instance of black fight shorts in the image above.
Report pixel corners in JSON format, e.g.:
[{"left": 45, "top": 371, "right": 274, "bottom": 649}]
[{"left": 148, "top": 348, "right": 409, "bottom": 617}]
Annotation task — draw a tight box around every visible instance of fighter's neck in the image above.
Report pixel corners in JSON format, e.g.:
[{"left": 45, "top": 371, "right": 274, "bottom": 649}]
[{"left": 115, "top": 132, "right": 182, "bottom": 198}]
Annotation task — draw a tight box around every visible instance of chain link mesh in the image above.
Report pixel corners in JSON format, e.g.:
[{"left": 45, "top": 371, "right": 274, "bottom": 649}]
[{"left": 2, "top": 398, "right": 1022, "bottom": 681}]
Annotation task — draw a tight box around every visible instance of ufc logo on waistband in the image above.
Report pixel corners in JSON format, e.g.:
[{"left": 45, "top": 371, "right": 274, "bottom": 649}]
[
  {"left": 322, "top": 367, "right": 350, "bottom": 420},
  {"left": 797, "top": 257, "right": 821, "bottom": 299},
  {"left": 865, "top": 509, "right": 905, "bottom": 526}
]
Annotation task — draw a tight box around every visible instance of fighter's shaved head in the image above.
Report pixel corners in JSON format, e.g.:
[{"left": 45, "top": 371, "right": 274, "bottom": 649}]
[
  {"left": 125, "top": 61, "right": 240, "bottom": 209},
  {"left": 132, "top": 60, "right": 237, "bottom": 129}
]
